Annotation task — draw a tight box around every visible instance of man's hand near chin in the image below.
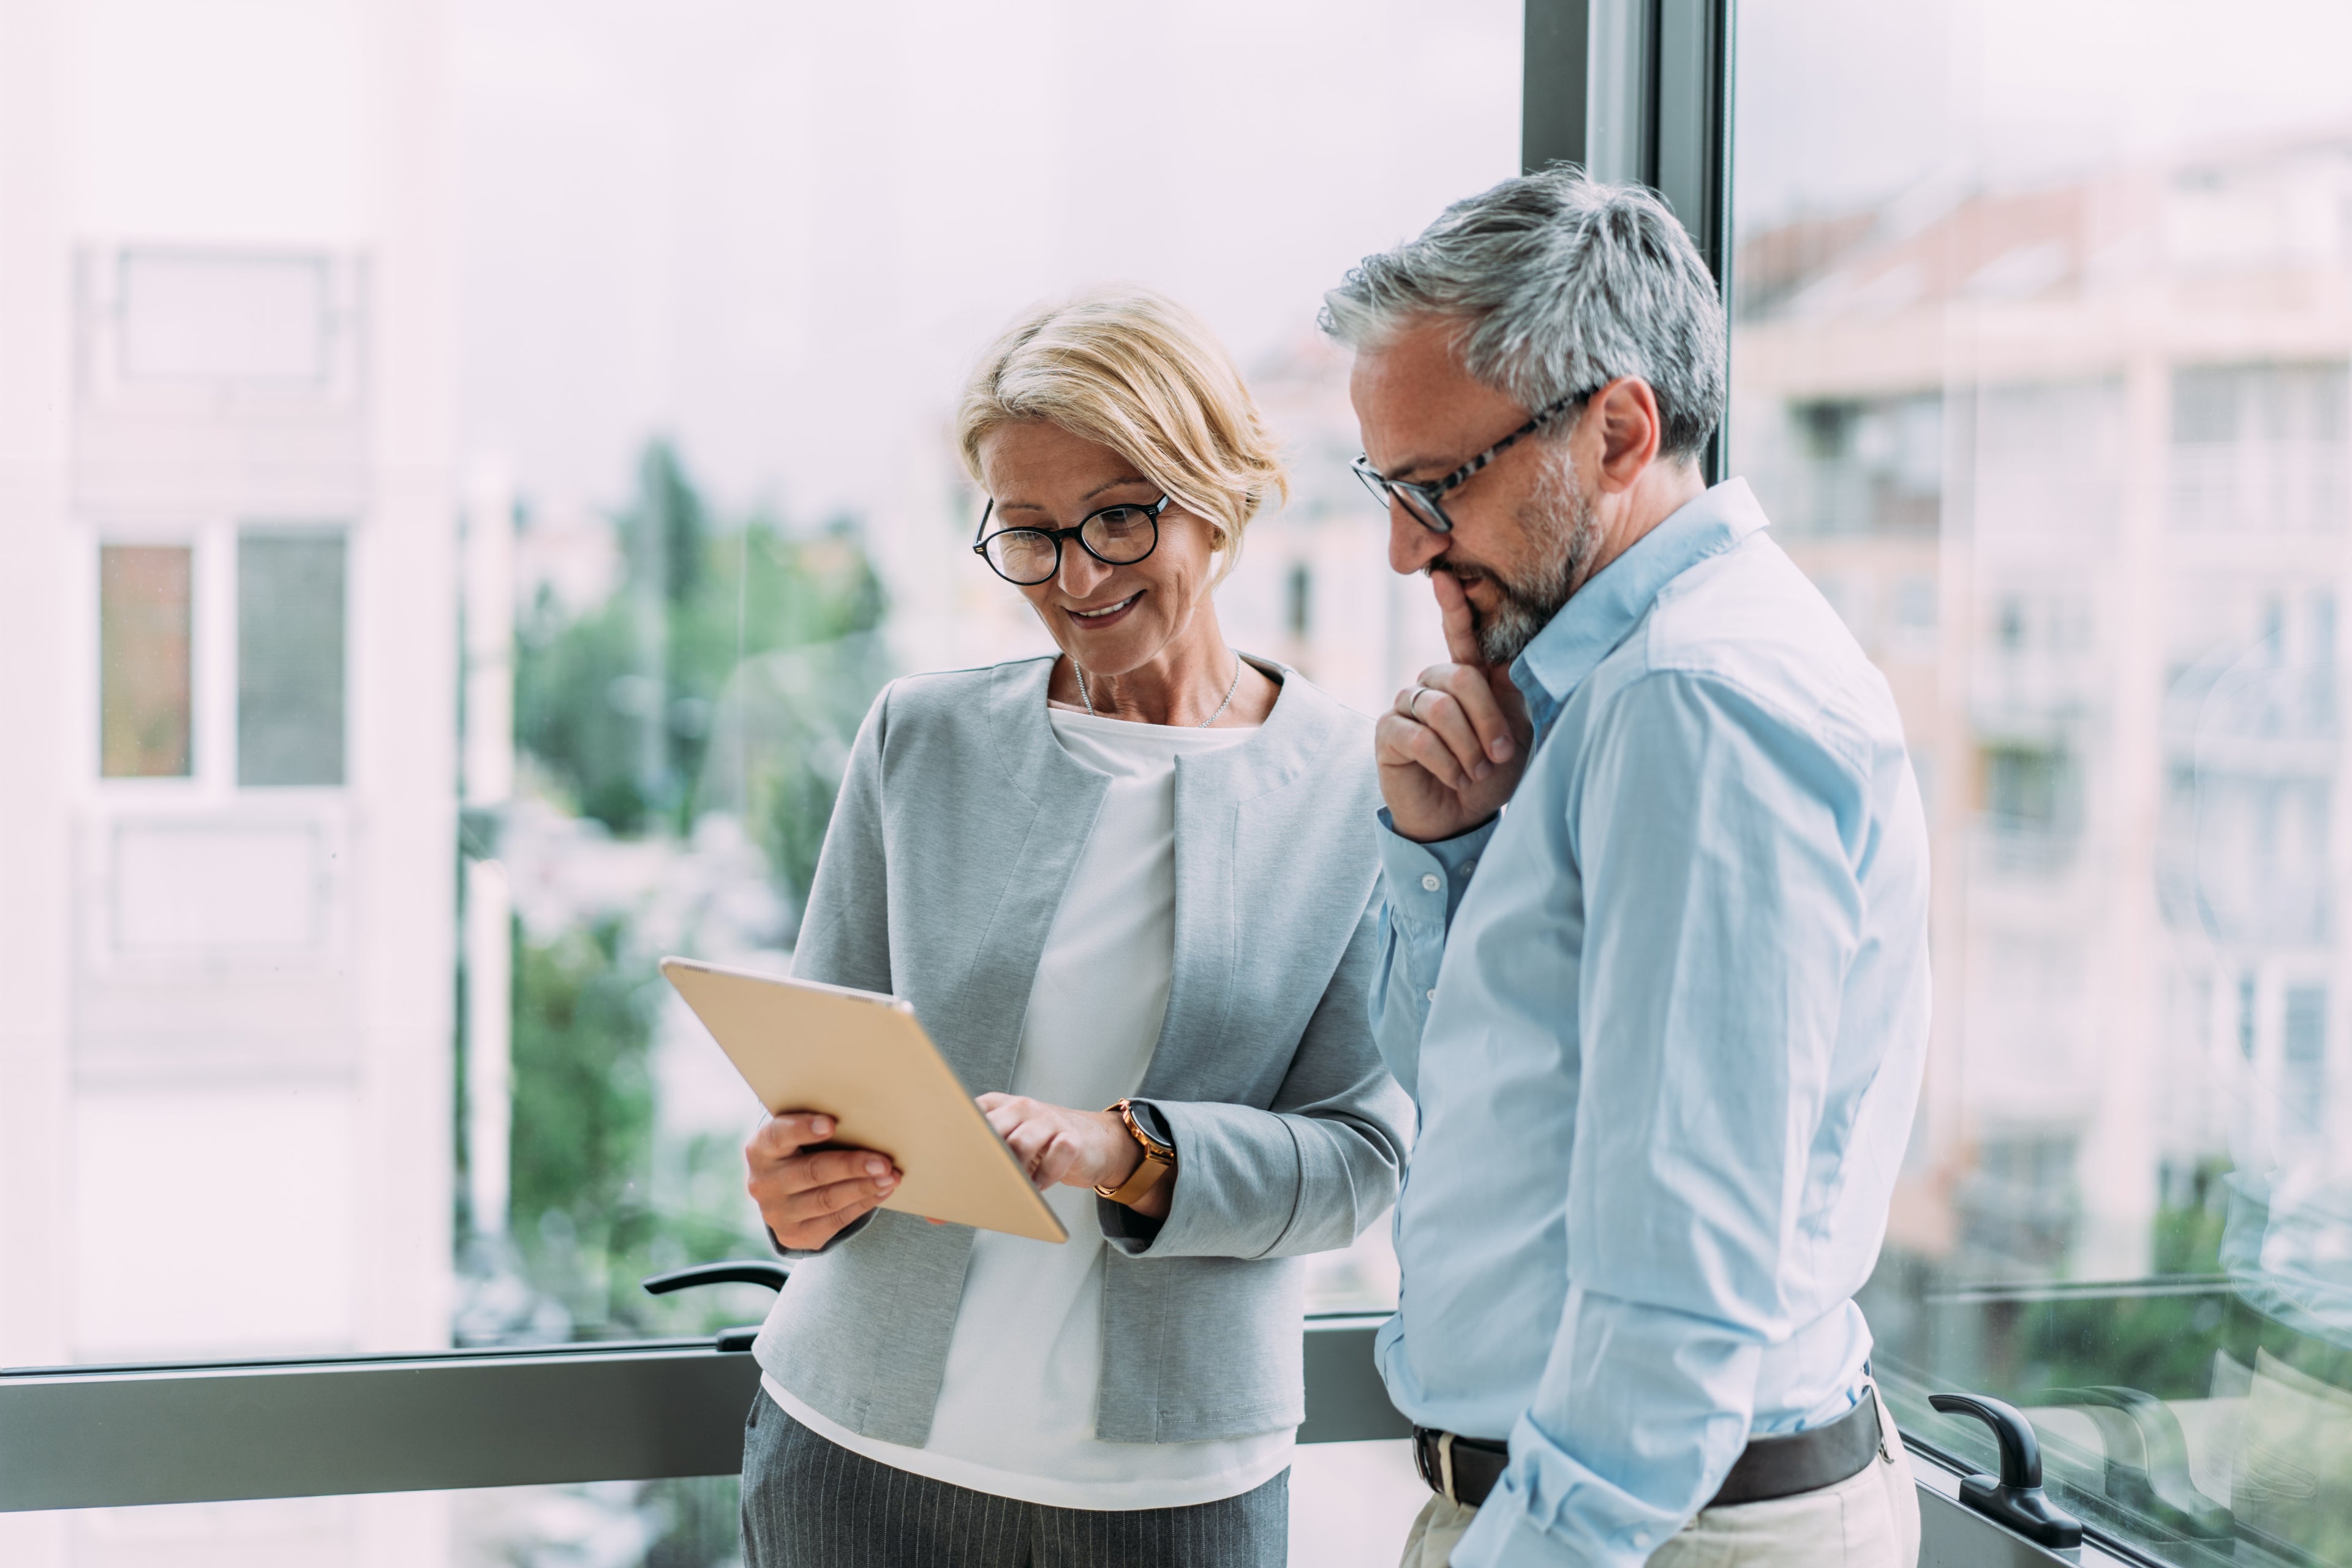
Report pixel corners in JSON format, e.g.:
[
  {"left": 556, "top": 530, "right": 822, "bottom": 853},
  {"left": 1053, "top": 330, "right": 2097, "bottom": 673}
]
[{"left": 1375, "top": 570, "right": 1535, "bottom": 843}]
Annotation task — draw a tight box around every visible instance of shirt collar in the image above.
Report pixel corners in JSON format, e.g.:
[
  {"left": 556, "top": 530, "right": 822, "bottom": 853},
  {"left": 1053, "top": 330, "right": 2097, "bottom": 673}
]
[{"left": 1508, "top": 477, "right": 1771, "bottom": 722}]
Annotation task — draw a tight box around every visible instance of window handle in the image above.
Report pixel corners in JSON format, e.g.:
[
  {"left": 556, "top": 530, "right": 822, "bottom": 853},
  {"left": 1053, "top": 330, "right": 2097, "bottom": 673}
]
[
  {"left": 640, "top": 1261, "right": 791, "bottom": 1352},
  {"left": 1928, "top": 1391, "right": 2085, "bottom": 1549},
  {"left": 641, "top": 1262, "right": 791, "bottom": 1295},
  {"left": 2050, "top": 1386, "right": 2232, "bottom": 1542}
]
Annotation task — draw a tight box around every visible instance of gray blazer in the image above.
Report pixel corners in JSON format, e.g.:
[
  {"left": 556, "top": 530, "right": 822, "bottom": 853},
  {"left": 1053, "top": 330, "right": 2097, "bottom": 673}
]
[{"left": 751, "top": 654, "right": 1411, "bottom": 1447}]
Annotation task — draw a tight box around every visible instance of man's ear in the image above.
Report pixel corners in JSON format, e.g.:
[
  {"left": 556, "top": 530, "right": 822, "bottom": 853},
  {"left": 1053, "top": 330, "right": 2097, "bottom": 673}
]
[{"left": 1589, "top": 377, "right": 1664, "bottom": 494}]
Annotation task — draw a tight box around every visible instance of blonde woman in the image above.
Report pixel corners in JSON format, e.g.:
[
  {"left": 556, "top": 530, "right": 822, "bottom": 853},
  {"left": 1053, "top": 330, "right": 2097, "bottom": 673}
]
[{"left": 735, "top": 289, "right": 1411, "bottom": 1567}]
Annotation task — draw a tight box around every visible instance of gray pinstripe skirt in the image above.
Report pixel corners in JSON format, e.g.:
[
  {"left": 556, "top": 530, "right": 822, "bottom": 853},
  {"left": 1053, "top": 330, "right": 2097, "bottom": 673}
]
[{"left": 739, "top": 1389, "right": 1289, "bottom": 1567}]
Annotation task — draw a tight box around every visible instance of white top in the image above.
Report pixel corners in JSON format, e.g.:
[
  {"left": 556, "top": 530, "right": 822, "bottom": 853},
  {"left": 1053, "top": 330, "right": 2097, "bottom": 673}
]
[{"left": 766, "top": 706, "right": 1295, "bottom": 1509}]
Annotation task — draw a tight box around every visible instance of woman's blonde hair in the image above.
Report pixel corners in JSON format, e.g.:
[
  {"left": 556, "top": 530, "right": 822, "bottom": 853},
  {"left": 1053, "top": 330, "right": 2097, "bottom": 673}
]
[{"left": 955, "top": 287, "right": 1287, "bottom": 580}]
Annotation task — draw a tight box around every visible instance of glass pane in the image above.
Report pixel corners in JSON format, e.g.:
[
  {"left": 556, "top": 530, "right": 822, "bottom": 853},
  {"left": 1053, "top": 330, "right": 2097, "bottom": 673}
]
[
  {"left": 98, "top": 544, "right": 192, "bottom": 778},
  {"left": 1732, "top": 1, "right": 2352, "bottom": 1560},
  {"left": 450, "top": 4, "right": 1517, "bottom": 1343},
  {"left": 9, "top": 7, "right": 1520, "bottom": 1554},
  {"left": 238, "top": 531, "right": 346, "bottom": 787},
  {"left": 8, "top": 0, "right": 1512, "bottom": 1376}
]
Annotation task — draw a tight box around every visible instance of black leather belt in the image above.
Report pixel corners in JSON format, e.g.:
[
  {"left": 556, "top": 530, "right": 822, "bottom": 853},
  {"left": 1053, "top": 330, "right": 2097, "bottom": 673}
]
[{"left": 1412, "top": 1387, "right": 1887, "bottom": 1512}]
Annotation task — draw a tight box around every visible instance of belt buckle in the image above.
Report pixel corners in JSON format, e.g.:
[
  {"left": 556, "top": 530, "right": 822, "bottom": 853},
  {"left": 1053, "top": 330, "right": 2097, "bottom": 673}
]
[{"left": 1411, "top": 1428, "right": 1461, "bottom": 1503}]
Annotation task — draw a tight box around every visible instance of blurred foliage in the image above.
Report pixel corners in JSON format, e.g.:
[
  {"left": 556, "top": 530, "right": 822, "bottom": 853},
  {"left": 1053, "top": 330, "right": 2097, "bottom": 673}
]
[
  {"left": 701, "top": 629, "right": 893, "bottom": 919},
  {"left": 1866, "top": 1165, "right": 2240, "bottom": 1408},
  {"left": 515, "top": 438, "right": 888, "bottom": 907},
  {"left": 503, "top": 918, "right": 785, "bottom": 1342},
  {"left": 510, "top": 919, "right": 656, "bottom": 1264},
  {"left": 1869, "top": 1158, "right": 2352, "bottom": 1568},
  {"left": 2012, "top": 1167, "right": 2234, "bottom": 1403},
  {"left": 461, "top": 1476, "right": 743, "bottom": 1568},
  {"left": 494, "top": 438, "right": 895, "bottom": 1347},
  {"left": 642, "top": 1476, "right": 744, "bottom": 1568}
]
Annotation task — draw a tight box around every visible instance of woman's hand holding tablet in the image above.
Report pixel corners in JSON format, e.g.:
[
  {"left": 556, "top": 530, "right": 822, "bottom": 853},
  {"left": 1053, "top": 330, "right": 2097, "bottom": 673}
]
[
  {"left": 662, "top": 956, "right": 1069, "bottom": 1243},
  {"left": 744, "top": 1112, "right": 905, "bottom": 1251}
]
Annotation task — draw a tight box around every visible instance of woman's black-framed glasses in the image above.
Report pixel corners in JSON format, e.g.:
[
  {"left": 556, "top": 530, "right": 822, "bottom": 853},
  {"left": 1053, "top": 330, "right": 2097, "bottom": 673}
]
[
  {"left": 1351, "top": 388, "right": 1596, "bottom": 535},
  {"left": 971, "top": 494, "right": 1172, "bottom": 585}
]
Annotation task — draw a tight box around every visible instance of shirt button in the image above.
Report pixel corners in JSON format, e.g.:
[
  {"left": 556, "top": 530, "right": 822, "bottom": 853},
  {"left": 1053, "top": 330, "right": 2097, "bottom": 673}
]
[
  {"left": 1420, "top": 873, "right": 1442, "bottom": 892},
  {"left": 1462, "top": 858, "right": 1478, "bottom": 875},
  {"left": 1426, "top": 989, "right": 1438, "bottom": 1002}
]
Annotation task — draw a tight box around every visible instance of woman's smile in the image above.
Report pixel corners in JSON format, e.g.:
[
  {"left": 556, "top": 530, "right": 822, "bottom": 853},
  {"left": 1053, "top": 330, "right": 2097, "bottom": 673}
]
[{"left": 1065, "top": 591, "right": 1142, "bottom": 629}]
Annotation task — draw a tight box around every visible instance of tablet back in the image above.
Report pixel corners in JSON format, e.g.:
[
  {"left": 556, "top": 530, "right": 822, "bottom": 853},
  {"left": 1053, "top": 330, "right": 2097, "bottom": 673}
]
[{"left": 660, "top": 957, "right": 1068, "bottom": 1243}]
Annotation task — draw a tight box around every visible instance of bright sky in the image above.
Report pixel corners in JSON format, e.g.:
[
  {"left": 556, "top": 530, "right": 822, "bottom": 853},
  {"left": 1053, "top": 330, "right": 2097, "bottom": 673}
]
[
  {"left": 455, "top": 0, "right": 2352, "bottom": 522},
  {"left": 454, "top": 0, "right": 1521, "bottom": 520},
  {"left": 1735, "top": 0, "right": 2352, "bottom": 227}
]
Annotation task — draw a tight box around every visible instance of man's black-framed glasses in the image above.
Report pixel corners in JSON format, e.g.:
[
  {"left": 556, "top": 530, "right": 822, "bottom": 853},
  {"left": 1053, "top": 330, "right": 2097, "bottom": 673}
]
[
  {"left": 971, "top": 494, "right": 1172, "bottom": 585},
  {"left": 1351, "top": 388, "right": 1596, "bottom": 535}
]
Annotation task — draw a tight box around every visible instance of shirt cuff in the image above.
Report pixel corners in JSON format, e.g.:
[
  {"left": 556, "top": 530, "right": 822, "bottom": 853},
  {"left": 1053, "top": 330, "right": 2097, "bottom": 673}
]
[
  {"left": 1452, "top": 1495, "right": 1585, "bottom": 1568},
  {"left": 767, "top": 1209, "right": 876, "bottom": 1258},
  {"left": 1450, "top": 1419, "right": 1694, "bottom": 1568},
  {"left": 1376, "top": 808, "right": 1499, "bottom": 931}
]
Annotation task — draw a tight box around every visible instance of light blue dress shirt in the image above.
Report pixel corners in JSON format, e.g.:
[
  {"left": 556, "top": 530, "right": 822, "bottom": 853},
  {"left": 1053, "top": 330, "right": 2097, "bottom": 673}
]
[{"left": 1370, "top": 479, "right": 1931, "bottom": 1568}]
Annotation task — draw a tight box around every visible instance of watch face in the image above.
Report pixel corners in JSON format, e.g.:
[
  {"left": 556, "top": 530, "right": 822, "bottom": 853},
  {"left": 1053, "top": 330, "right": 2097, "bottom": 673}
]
[{"left": 1128, "top": 1113, "right": 1172, "bottom": 1159}]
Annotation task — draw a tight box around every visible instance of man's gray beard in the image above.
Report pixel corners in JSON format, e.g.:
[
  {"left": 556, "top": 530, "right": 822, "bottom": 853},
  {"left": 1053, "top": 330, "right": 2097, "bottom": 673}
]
[{"left": 1466, "top": 458, "right": 1600, "bottom": 667}]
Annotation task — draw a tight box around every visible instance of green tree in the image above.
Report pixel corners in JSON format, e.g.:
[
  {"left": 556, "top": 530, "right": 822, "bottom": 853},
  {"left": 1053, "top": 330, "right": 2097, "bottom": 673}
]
[
  {"left": 495, "top": 438, "right": 893, "bottom": 1340},
  {"left": 508, "top": 920, "right": 655, "bottom": 1251},
  {"left": 515, "top": 439, "right": 889, "bottom": 896}
]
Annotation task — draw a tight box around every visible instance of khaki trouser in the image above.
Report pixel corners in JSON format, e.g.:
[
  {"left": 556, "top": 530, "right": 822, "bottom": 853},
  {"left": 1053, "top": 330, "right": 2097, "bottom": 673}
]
[{"left": 1398, "top": 1397, "right": 1921, "bottom": 1568}]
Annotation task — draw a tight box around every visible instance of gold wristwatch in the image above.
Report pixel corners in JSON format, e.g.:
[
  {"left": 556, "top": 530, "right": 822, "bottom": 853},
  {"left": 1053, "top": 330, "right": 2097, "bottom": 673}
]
[{"left": 1094, "top": 1098, "right": 1177, "bottom": 1205}]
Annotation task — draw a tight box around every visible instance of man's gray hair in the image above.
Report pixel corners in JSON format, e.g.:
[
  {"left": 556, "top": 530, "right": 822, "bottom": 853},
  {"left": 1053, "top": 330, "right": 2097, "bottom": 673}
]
[{"left": 1319, "top": 167, "right": 1727, "bottom": 462}]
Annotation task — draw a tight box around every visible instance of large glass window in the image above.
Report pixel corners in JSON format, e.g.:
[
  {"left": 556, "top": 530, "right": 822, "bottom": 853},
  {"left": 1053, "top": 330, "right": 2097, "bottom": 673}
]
[
  {"left": 1732, "top": 1, "right": 2352, "bottom": 1559},
  {"left": 3, "top": 2, "right": 1515, "bottom": 1563}
]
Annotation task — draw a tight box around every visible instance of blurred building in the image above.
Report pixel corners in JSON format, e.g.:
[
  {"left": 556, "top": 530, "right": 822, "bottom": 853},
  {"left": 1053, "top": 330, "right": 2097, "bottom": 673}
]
[
  {"left": 1226, "top": 336, "right": 1455, "bottom": 722},
  {"left": 1732, "top": 129, "right": 2352, "bottom": 1281},
  {"left": 0, "top": 0, "right": 458, "bottom": 1562}
]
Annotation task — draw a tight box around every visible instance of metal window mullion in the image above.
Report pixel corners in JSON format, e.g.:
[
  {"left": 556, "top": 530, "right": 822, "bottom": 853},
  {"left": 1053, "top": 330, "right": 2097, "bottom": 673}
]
[
  {"left": 1582, "top": 0, "right": 1658, "bottom": 189},
  {"left": 1526, "top": 0, "right": 1735, "bottom": 480},
  {"left": 1654, "top": 0, "right": 1733, "bottom": 282},
  {"left": 1523, "top": 0, "right": 1592, "bottom": 175}
]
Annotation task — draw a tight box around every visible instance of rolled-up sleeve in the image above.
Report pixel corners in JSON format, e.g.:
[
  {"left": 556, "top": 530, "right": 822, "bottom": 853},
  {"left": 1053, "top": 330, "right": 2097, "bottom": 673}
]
[
  {"left": 1368, "top": 810, "right": 1498, "bottom": 1099},
  {"left": 1454, "top": 671, "right": 1866, "bottom": 1568},
  {"left": 1103, "top": 892, "right": 1413, "bottom": 1261}
]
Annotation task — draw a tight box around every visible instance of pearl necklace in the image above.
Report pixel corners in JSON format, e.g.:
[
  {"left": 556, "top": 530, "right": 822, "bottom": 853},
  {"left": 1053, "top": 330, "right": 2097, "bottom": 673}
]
[{"left": 1075, "top": 654, "right": 1244, "bottom": 728}]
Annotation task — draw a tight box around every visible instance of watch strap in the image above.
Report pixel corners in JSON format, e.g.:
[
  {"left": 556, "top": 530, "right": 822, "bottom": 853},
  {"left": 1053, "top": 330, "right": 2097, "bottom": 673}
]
[{"left": 1094, "top": 1098, "right": 1176, "bottom": 1205}]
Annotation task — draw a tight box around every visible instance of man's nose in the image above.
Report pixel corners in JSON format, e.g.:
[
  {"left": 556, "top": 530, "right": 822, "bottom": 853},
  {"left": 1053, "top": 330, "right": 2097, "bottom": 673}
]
[{"left": 1388, "top": 506, "right": 1447, "bottom": 577}]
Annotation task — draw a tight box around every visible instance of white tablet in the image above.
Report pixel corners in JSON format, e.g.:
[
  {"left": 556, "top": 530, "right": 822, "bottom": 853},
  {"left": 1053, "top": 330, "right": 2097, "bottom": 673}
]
[{"left": 660, "top": 957, "right": 1068, "bottom": 1243}]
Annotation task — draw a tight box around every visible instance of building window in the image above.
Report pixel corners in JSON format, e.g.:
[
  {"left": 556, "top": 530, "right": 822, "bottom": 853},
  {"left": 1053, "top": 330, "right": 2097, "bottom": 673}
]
[
  {"left": 1782, "top": 393, "right": 1942, "bottom": 537},
  {"left": 1981, "top": 743, "right": 2072, "bottom": 831},
  {"left": 119, "top": 250, "right": 330, "bottom": 385},
  {"left": 2170, "top": 361, "right": 2350, "bottom": 534},
  {"left": 99, "top": 543, "right": 194, "bottom": 778},
  {"left": 2284, "top": 984, "right": 2326, "bottom": 1135},
  {"left": 238, "top": 530, "right": 347, "bottom": 786}
]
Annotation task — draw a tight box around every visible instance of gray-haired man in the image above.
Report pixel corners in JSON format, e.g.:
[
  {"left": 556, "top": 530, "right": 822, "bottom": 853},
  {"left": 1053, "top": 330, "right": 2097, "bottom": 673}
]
[{"left": 1324, "top": 169, "right": 1931, "bottom": 1567}]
